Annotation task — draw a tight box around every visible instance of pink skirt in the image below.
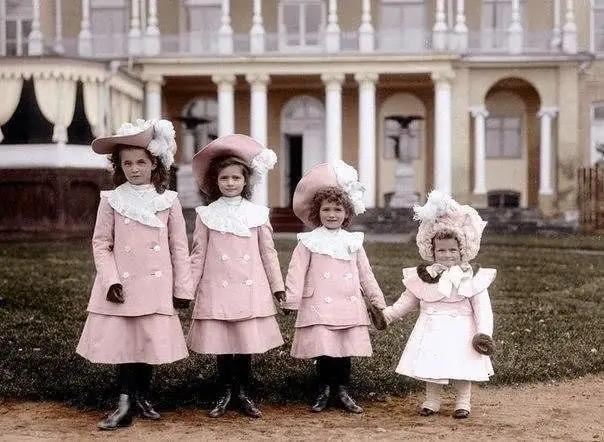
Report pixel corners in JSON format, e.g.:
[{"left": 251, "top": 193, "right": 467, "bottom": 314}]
[
  {"left": 291, "top": 324, "right": 372, "bottom": 359},
  {"left": 187, "top": 316, "right": 283, "bottom": 355},
  {"left": 76, "top": 313, "right": 189, "bottom": 365}
]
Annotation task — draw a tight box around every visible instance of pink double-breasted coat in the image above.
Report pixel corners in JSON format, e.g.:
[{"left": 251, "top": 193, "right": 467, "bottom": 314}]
[
  {"left": 383, "top": 266, "right": 496, "bottom": 384},
  {"left": 187, "top": 197, "right": 285, "bottom": 355},
  {"left": 76, "top": 184, "right": 193, "bottom": 365},
  {"left": 283, "top": 228, "right": 387, "bottom": 358}
]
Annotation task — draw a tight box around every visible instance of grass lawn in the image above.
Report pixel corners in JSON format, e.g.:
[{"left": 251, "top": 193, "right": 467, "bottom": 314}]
[{"left": 0, "top": 234, "right": 602, "bottom": 410}]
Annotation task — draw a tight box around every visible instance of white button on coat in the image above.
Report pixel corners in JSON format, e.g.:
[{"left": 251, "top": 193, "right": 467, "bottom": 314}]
[
  {"left": 153, "top": 245, "right": 161, "bottom": 252},
  {"left": 222, "top": 281, "right": 229, "bottom": 287},
  {"left": 124, "top": 246, "right": 131, "bottom": 252},
  {"left": 244, "top": 279, "right": 253, "bottom": 286},
  {"left": 243, "top": 254, "right": 250, "bottom": 261},
  {"left": 154, "top": 270, "right": 162, "bottom": 277},
  {"left": 324, "top": 296, "right": 332, "bottom": 303},
  {"left": 122, "top": 272, "right": 130, "bottom": 279},
  {"left": 124, "top": 219, "right": 131, "bottom": 224},
  {"left": 221, "top": 254, "right": 229, "bottom": 261},
  {"left": 323, "top": 272, "right": 330, "bottom": 279},
  {"left": 344, "top": 273, "right": 353, "bottom": 279}
]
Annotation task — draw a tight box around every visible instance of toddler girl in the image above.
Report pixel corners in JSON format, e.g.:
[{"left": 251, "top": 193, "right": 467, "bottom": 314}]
[
  {"left": 76, "top": 119, "right": 193, "bottom": 430},
  {"left": 383, "top": 190, "right": 496, "bottom": 419},
  {"left": 188, "top": 134, "right": 284, "bottom": 419},
  {"left": 282, "top": 161, "right": 387, "bottom": 413}
]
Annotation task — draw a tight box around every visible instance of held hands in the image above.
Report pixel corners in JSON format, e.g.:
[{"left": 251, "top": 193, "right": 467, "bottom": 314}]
[
  {"left": 273, "top": 291, "right": 293, "bottom": 316},
  {"left": 472, "top": 333, "right": 496, "bottom": 355},
  {"left": 367, "top": 304, "right": 387, "bottom": 331},
  {"left": 173, "top": 297, "right": 191, "bottom": 309},
  {"left": 106, "top": 284, "right": 124, "bottom": 304}
]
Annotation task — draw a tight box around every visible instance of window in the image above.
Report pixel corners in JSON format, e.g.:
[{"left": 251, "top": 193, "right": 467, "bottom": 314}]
[
  {"left": 379, "top": 0, "right": 426, "bottom": 52},
  {"left": 592, "top": 0, "right": 604, "bottom": 52},
  {"left": 187, "top": 4, "right": 221, "bottom": 53},
  {"left": 486, "top": 117, "right": 522, "bottom": 158},
  {"left": 590, "top": 102, "right": 604, "bottom": 164},
  {"left": 90, "top": 0, "right": 128, "bottom": 56},
  {"left": 481, "top": 0, "right": 524, "bottom": 50},
  {"left": 383, "top": 118, "right": 422, "bottom": 160},
  {"left": 279, "top": 0, "right": 325, "bottom": 50},
  {"left": 3, "top": 0, "right": 32, "bottom": 56}
]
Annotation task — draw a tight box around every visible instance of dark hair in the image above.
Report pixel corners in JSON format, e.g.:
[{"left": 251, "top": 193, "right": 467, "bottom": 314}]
[
  {"left": 307, "top": 186, "right": 355, "bottom": 228},
  {"left": 431, "top": 230, "right": 461, "bottom": 258},
  {"left": 109, "top": 145, "right": 169, "bottom": 193},
  {"left": 205, "top": 155, "right": 252, "bottom": 202}
]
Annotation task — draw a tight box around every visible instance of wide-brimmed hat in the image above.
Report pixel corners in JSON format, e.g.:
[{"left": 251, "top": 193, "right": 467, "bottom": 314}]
[
  {"left": 292, "top": 160, "right": 366, "bottom": 228},
  {"left": 192, "top": 134, "right": 277, "bottom": 195},
  {"left": 91, "top": 119, "right": 177, "bottom": 169},
  {"left": 414, "top": 190, "right": 487, "bottom": 263}
]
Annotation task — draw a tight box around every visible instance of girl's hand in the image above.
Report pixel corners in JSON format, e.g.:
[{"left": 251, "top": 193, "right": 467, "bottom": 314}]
[
  {"left": 273, "top": 291, "right": 286, "bottom": 303},
  {"left": 472, "top": 333, "right": 495, "bottom": 355},
  {"left": 106, "top": 284, "right": 124, "bottom": 304},
  {"left": 173, "top": 297, "right": 191, "bottom": 309}
]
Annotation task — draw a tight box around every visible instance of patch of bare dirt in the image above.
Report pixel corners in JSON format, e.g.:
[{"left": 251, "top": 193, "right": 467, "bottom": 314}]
[{"left": 0, "top": 374, "right": 602, "bottom": 441}]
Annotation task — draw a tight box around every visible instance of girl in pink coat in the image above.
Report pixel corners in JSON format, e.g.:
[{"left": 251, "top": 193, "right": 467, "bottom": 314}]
[
  {"left": 76, "top": 119, "right": 193, "bottom": 430},
  {"left": 188, "top": 134, "right": 284, "bottom": 419},
  {"left": 383, "top": 190, "right": 496, "bottom": 419},
  {"left": 282, "top": 161, "right": 387, "bottom": 414}
]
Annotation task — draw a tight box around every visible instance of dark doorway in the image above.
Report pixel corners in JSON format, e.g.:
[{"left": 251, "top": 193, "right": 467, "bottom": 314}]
[
  {"left": 67, "top": 81, "right": 94, "bottom": 145},
  {"left": 286, "top": 134, "right": 303, "bottom": 206}
]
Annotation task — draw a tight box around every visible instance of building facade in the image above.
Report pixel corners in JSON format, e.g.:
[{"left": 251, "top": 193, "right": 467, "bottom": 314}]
[{"left": 1, "top": 0, "right": 603, "bottom": 235}]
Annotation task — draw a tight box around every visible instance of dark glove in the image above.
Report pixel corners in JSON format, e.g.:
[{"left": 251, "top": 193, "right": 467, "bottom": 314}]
[
  {"left": 281, "top": 308, "right": 294, "bottom": 316},
  {"left": 472, "top": 333, "right": 495, "bottom": 355},
  {"left": 173, "top": 297, "right": 191, "bottom": 309},
  {"left": 273, "top": 291, "right": 286, "bottom": 303},
  {"left": 367, "top": 303, "right": 387, "bottom": 331},
  {"left": 106, "top": 284, "right": 124, "bottom": 304}
]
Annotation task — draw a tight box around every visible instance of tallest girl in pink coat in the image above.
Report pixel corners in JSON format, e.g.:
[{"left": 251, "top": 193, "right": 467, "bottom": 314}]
[{"left": 188, "top": 134, "right": 285, "bottom": 419}]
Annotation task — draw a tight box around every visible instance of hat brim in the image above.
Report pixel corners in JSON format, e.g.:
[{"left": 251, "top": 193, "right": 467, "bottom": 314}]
[
  {"left": 292, "top": 163, "right": 338, "bottom": 228},
  {"left": 192, "top": 134, "right": 264, "bottom": 195},
  {"left": 91, "top": 126, "right": 154, "bottom": 154}
]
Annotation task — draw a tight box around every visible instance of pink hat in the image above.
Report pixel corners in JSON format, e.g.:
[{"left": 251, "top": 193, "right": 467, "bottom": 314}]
[
  {"left": 91, "top": 119, "right": 177, "bottom": 169},
  {"left": 192, "top": 134, "right": 277, "bottom": 195},
  {"left": 293, "top": 160, "right": 366, "bottom": 228},
  {"left": 414, "top": 190, "right": 487, "bottom": 263}
]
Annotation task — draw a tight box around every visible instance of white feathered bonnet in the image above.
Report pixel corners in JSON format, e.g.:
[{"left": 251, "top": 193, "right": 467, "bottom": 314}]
[{"left": 414, "top": 190, "right": 487, "bottom": 263}]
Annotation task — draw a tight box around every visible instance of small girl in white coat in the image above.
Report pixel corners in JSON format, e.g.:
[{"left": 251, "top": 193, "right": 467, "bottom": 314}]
[
  {"left": 282, "top": 161, "right": 387, "bottom": 414},
  {"left": 76, "top": 119, "right": 193, "bottom": 430},
  {"left": 383, "top": 190, "right": 496, "bottom": 419}
]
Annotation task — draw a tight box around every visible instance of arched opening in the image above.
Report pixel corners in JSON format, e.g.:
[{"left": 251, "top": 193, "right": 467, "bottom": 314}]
[
  {"left": 280, "top": 96, "right": 325, "bottom": 206},
  {"left": 67, "top": 81, "right": 94, "bottom": 145},
  {"left": 483, "top": 77, "right": 541, "bottom": 208}
]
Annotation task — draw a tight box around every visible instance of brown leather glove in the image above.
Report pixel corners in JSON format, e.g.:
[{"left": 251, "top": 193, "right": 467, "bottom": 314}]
[
  {"left": 106, "top": 284, "right": 124, "bottom": 304},
  {"left": 472, "top": 333, "right": 495, "bottom": 355},
  {"left": 273, "top": 291, "right": 286, "bottom": 303},
  {"left": 173, "top": 297, "right": 191, "bottom": 309},
  {"left": 367, "top": 303, "right": 387, "bottom": 330}
]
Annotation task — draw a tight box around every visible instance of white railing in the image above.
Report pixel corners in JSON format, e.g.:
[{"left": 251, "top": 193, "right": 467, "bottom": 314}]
[{"left": 467, "top": 29, "right": 557, "bottom": 54}]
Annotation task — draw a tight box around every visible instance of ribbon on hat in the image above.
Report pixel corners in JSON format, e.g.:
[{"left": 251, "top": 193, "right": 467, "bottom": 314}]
[{"left": 331, "top": 160, "right": 366, "bottom": 215}]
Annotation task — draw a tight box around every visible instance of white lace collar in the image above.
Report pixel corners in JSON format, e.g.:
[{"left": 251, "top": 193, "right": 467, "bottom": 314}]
[
  {"left": 297, "top": 227, "right": 364, "bottom": 261},
  {"left": 101, "top": 182, "right": 177, "bottom": 229},
  {"left": 195, "top": 196, "right": 269, "bottom": 237}
]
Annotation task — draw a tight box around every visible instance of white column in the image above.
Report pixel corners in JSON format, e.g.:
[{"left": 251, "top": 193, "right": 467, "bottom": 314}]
[
  {"left": 128, "top": 0, "right": 142, "bottom": 55},
  {"left": 508, "top": 0, "right": 523, "bottom": 54},
  {"left": 0, "top": 0, "right": 6, "bottom": 56},
  {"left": 246, "top": 74, "right": 270, "bottom": 205},
  {"left": 538, "top": 107, "right": 558, "bottom": 195},
  {"left": 145, "top": 0, "right": 160, "bottom": 55},
  {"left": 470, "top": 105, "right": 489, "bottom": 195},
  {"left": 358, "top": 0, "right": 374, "bottom": 52},
  {"left": 28, "top": 0, "right": 43, "bottom": 55},
  {"left": 432, "top": 71, "right": 454, "bottom": 195},
  {"left": 219, "top": 0, "right": 233, "bottom": 54},
  {"left": 432, "top": 0, "right": 448, "bottom": 51},
  {"left": 250, "top": 0, "right": 265, "bottom": 54},
  {"left": 144, "top": 77, "right": 163, "bottom": 120},
  {"left": 355, "top": 72, "right": 378, "bottom": 207},
  {"left": 321, "top": 73, "right": 345, "bottom": 164},
  {"left": 78, "top": 0, "right": 92, "bottom": 56},
  {"left": 562, "top": 0, "right": 577, "bottom": 54},
  {"left": 325, "top": 0, "right": 340, "bottom": 53},
  {"left": 453, "top": 0, "right": 467, "bottom": 52},
  {"left": 53, "top": 0, "right": 64, "bottom": 54},
  {"left": 212, "top": 75, "right": 236, "bottom": 136},
  {"left": 551, "top": 0, "right": 562, "bottom": 50}
]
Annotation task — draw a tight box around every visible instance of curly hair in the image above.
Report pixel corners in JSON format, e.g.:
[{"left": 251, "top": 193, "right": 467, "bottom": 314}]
[
  {"left": 307, "top": 186, "right": 355, "bottom": 228},
  {"left": 205, "top": 155, "right": 252, "bottom": 202},
  {"left": 110, "top": 145, "right": 169, "bottom": 193},
  {"left": 431, "top": 229, "right": 461, "bottom": 257}
]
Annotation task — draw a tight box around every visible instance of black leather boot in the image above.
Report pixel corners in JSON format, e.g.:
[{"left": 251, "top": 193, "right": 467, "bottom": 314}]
[
  {"left": 336, "top": 385, "right": 364, "bottom": 414},
  {"left": 133, "top": 363, "right": 160, "bottom": 420},
  {"left": 98, "top": 394, "right": 134, "bottom": 430},
  {"left": 334, "top": 358, "right": 363, "bottom": 413},
  {"left": 238, "top": 387, "right": 262, "bottom": 419},
  {"left": 234, "top": 355, "right": 262, "bottom": 418},
  {"left": 311, "top": 384, "right": 330, "bottom": 412},
  {"left": 208, "top": 385, "right": 232, "bottom": 418}
]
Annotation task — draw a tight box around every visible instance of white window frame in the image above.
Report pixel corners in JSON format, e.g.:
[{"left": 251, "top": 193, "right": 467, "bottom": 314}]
[
  {"left": 90, "top": 0, "right": 128, "bottom": 56},
  {"left": 485, "top": 116, "right": 522, "bottom": 159},
  {"left": 591, "top": 0, "right": 604, "bottom": 53},
  {"left": 278, "top": 0, "right": 326, "bottom": 52},
  {"left": 481, "top": 0, "right": 525, "bottom": 50},
  {"left": 3, "top": 1, "right": 33, "bottom": 56},
  {"left": 379, "top": 0, "right": 426, "bottom": 52},
  {"left": 590, "top": 101, "right": 604, "bottom": 165}
]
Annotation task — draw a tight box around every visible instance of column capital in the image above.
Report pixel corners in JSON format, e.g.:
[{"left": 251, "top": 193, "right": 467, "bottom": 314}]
[
  {"left": 470, "top": 105, "right": 489, "bottom": 118},
  {"left": 212, "top": 74, "right": 237, "bottom": 86},
  {"left": 354, "top": 72, "right": 378, "bottom": 85},
  {"left": 144, "top": 76, "right": 164, "bottom": 94},
  {"left": 431, "top": 70, "right": 455, "bottom": 84},
  {"left": 538, "top": 106, "right": 558, "bottom": 118},
  {"left": 245, "top": 73, "right": 270, "bottom": 86},
  {"left": 321, "top": 72, "right": 345, "bottom": 86}
]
